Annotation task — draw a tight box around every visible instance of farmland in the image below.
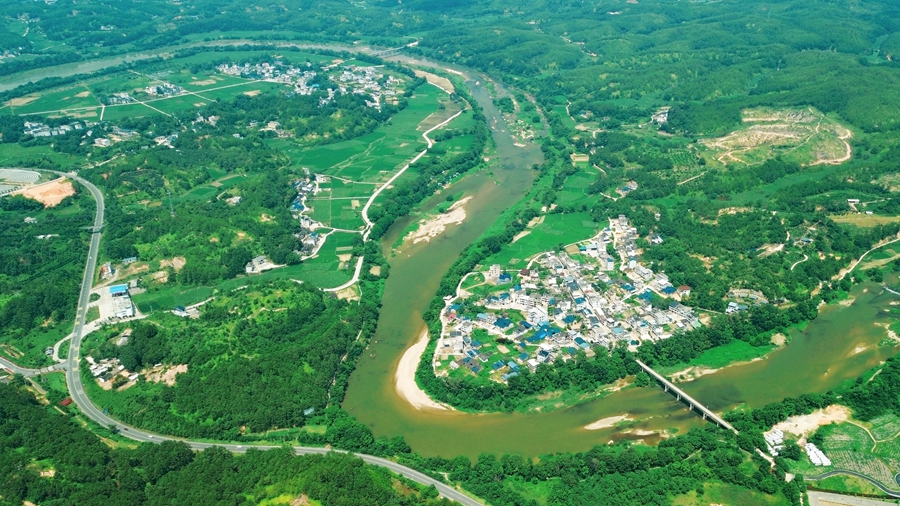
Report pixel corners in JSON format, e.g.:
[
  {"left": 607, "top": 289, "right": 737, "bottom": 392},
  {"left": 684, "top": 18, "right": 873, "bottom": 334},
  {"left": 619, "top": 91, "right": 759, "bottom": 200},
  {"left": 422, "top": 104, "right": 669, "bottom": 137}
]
[{"left": 794, "top": 414, "right": 900, "bottom": 493}]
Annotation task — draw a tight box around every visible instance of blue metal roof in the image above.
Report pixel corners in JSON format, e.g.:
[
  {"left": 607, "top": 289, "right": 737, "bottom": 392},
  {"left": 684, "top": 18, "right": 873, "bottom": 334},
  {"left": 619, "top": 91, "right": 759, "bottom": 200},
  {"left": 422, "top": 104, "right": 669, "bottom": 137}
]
[{"left": 110, "top": 285, "right": 128, "bottom": 295}]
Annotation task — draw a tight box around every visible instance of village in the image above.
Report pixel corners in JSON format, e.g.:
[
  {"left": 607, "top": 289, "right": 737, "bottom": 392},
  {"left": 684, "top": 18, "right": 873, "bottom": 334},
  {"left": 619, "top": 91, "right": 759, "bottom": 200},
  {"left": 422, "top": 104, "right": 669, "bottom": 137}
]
[
  {"left": 216, "top": 60, "right": 404, "bottom": 109},
  {"left": 434, "top": 215, "right": 703, "bottom": 383}
]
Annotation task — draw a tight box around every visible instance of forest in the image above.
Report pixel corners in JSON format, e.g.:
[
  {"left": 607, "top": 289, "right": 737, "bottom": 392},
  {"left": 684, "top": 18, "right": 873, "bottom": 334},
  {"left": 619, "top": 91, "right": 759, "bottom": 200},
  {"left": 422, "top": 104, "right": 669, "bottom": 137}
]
[
  {"left": 0, "top": 191, "right": 92, "bottom": 367},
  {"left": 0, "top": 383, "right": 449, "bottom": 506},
  {"left": 80, "top": 280, "right": 380, "bottom": 439}
]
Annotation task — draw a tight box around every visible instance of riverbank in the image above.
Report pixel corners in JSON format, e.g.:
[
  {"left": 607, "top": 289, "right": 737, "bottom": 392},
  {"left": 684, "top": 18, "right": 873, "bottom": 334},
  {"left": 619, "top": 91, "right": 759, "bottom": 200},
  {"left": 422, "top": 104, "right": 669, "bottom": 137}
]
[{"left": 395, "top": 330, "right": 453, "bottom": 411}]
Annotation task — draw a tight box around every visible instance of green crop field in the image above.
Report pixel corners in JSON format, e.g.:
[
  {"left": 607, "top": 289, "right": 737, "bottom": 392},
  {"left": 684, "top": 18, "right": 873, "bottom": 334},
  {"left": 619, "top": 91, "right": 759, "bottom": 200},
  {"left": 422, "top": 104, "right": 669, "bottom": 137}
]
[
  {"left": 12, "top": 87, "right": 102, "bottom": 115},
  {"left": 133, "top": 286, "right": 215, "bottom": 314},
  {"left": 871, "top": 415, "right": 900, "bottom": 441},
  {"left": 487, "top": 212, "right": 599, "bottom": 266},
  {"left": 797, "top": 420, "right": 900, "bottom": 491},
  {"left": 287, "top": 88, "right": 446, "bottom": 182},
  {"left": 555, "top": 169, "right": 597, "bottom": 207},
  {"left": 672, "top": 482, "right": 791, "bottom": 506}
]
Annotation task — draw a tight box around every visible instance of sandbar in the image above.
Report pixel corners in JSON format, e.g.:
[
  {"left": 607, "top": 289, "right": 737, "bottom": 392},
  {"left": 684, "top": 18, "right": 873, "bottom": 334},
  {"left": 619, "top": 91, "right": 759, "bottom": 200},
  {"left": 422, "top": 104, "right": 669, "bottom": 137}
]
[
  {"left": 584, "top": 414, "right": 631, "bottom": 430},
  {"left": 395, "top": 329, "right": 453, "bottom": 411}
]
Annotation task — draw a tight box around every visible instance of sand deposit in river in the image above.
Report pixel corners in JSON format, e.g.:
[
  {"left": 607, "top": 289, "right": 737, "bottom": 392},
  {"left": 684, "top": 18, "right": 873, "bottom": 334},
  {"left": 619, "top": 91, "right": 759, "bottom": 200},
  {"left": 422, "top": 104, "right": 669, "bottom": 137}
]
[
  {"left": 395, "top": 330, "right": 453, "bottom": 411},
  {"left": 405, "top": 197, "right": 472, "bottom": 244}
]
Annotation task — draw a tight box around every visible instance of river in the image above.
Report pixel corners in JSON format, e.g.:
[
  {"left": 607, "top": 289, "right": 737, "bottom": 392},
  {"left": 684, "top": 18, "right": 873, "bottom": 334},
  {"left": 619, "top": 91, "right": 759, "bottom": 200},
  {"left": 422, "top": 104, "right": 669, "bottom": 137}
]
[{"left": 8, "top": 41, "right": 898, "bottom": 459}]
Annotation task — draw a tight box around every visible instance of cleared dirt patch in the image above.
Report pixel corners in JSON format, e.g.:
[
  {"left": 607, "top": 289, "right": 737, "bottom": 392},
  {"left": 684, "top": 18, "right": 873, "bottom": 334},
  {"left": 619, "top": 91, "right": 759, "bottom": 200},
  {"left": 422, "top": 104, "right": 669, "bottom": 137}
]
[
  {"left": 703, "top": 107, "right": 852, "bottom": 166},
  {"left": 13, "top": 178, "right": 75, "bottom": 207},
  {"left": 192, "top": 79, "right": 217, "bottom": 86},
  {"left": 774, "top": 405, "right": 851, "bottom": 444},
  {"left": 417, "top": 102, "right": 462, "bottom": 131},
  {"left": 75, "top": 91, "right": 91, "bottom": 98},
  {"left": 369, "top": 265, "right": 381, "bottom": 276},
  {"left": 511, "top": 230, "right": 531, "bottom": 243},
  {"left": 142, "top": 364, "right": 188, "bottom": 386},
  {"left": 7, "top": 95, "right": 40, "bottom": 107},
  {"left": 159, "top": 256, "right": 186, "bottom": 271},
  {"left": 243, "top": 90, "right": 262, "bottom": 97}
]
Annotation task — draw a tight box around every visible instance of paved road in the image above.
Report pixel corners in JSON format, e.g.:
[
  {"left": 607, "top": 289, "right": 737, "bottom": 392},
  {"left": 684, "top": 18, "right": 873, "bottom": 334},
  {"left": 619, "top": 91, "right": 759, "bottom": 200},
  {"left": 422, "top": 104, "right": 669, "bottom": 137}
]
[
  {"left": 47, "top": 171, "right": 484, "bottom": 506},
  {"left": 0, "top": 356, "right": 64, "bottom": 377},
  {"left": 808, "top": 490, "right": 900, "bottom": 506},
  {"left": 807, "top": 470, "right": 900, "bottom": 498},
  {"left": 324, "top": 256, "right": 365, "bottom": 292}
]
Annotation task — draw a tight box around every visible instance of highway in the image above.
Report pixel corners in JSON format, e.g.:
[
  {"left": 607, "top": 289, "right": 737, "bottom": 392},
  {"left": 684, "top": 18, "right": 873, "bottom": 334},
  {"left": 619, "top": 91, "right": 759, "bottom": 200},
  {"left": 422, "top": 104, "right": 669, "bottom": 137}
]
[{"left": 42, "top": 170, "right": 485, "bottom": 506}]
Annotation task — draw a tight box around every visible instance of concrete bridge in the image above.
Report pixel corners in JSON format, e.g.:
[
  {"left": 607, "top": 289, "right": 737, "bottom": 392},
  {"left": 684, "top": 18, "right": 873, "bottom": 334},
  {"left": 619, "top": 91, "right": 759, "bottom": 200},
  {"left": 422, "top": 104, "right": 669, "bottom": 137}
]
[{"left": 635, "top": 359, "right": 738, "bottom": 434}]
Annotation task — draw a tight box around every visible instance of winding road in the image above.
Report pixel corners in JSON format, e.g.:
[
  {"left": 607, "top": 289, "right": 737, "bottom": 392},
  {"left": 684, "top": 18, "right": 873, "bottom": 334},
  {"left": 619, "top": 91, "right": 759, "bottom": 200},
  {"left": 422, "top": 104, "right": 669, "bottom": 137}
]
[
  {"left": 25, "top": 149, "right": 484, "bottom": 505},
  {"left": 361, "top": 110, "right": 463, "bottom": 241},
  {"left": 806, "top": 469, "right": 900, "bottom": 498}
]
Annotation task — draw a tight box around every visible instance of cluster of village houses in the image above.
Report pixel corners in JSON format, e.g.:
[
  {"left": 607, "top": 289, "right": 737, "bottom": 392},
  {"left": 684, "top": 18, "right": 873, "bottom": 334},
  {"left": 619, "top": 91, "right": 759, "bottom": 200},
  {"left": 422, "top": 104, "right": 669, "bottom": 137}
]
[
  {"left": 218, "top": 61, "right": 319, "bottom": 95},
  {"left": 144, "top": 82, "right": 183, "bottom": 97},
  {"left": 217, "top": 60, "right": 403, "bottom": 110},
  {"left": 87, "top": 353, "right": 139, "bottom": 387},
  {"left": 289, "top": 173, "right": 326, "bottom": 257},
  {"left": 23, "top": 120, "right": 87, "bottom": 137},
  {"left": 22, "top": 119, "right": 144, "bottom": 149},
  {"left": 229, "top": 172, "right": 326, "bottom": 273},
  {"left": 435, "top": 216, "right": 700, "bottom": 383}
]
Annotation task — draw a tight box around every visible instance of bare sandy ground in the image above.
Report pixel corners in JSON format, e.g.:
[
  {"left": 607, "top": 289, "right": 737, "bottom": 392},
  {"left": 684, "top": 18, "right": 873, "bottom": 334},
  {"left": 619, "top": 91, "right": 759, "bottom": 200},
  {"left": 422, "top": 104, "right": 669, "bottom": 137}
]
[
  {"left": 406, "top": 197, "right": 472, "bottom": 244},
  {"left": 875, "top": 322, "right": 900, "bottom": 343},
  {"left": 243, "top": 90, "right": 261, "bottom": 97},
  {"left": 159, "top": 256, "right": 186, "bottom": 271},
  {"left": 8, "top": 95, "right": 39, "bottom": 107},
  {"left": 584, "top": 414, "right": 631, "bottom": 430},
  {"left": 669, "top": 357, "right": 765, "bottom": 383},
  {"left": 774, "top": 405, "right": 851, "bottom": 444},
  {"left": 13, "top": 178, "right": 75, "bottom": 207},
  {"left": 143, "top": 364, "right": 188, "bottom": 386},
  {"left": 511, "top": 230, "right": 531, "bottom": 243},
  {"left": 413, "top": 70, "right": 455, "bottom": 94},
  {"left": 395, "top": 330, "right": 453, "bottom": 411}
]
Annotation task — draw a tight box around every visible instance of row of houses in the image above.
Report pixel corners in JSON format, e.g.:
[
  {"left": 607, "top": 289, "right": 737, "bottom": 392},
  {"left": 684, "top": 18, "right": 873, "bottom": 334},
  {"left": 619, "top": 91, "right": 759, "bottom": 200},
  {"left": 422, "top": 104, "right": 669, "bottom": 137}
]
[{"left": 23, "top": 120, "right": 88, "bottom": 137}]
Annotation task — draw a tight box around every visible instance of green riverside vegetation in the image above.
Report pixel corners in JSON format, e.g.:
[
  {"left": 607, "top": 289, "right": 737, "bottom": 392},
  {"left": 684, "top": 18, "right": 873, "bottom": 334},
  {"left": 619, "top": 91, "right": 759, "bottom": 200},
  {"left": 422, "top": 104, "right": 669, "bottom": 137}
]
[{"left": 3, "top": 0, "right": 900, "bottom": 504}]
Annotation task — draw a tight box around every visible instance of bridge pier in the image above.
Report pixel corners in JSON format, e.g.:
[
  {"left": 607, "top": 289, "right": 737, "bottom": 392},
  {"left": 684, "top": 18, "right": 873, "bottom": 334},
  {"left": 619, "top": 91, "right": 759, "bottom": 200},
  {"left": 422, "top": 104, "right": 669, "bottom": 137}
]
[{"left": 634, "top": 359, "right": 738, "bottom": 434}]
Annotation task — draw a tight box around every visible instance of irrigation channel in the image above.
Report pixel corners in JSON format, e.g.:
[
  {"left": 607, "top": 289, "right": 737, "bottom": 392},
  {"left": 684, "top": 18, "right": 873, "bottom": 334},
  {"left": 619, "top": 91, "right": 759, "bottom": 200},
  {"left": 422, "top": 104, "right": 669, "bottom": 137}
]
[{"left": 9, "top": 41, "right": 900, "bottom": 461}]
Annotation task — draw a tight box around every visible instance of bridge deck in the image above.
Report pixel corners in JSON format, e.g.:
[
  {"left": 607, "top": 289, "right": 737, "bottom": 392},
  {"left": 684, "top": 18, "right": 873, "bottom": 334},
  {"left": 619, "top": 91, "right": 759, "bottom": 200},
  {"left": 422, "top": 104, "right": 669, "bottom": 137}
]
[{"left": 635, "top": 359, "right": 737, "bottom": 433}]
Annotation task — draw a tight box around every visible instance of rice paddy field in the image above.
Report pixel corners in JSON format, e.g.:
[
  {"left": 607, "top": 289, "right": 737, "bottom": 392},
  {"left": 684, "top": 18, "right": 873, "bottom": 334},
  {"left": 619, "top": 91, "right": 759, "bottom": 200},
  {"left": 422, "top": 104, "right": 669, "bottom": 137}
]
[
  {"left": 277, "top": 86, "right": 465, "bottom": 231},
  {"left": 1, "top": 48, "right": 321, "bottom": 120},
  {"left": 285, "top": 87, "right": 446, "bottom": 182}
]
